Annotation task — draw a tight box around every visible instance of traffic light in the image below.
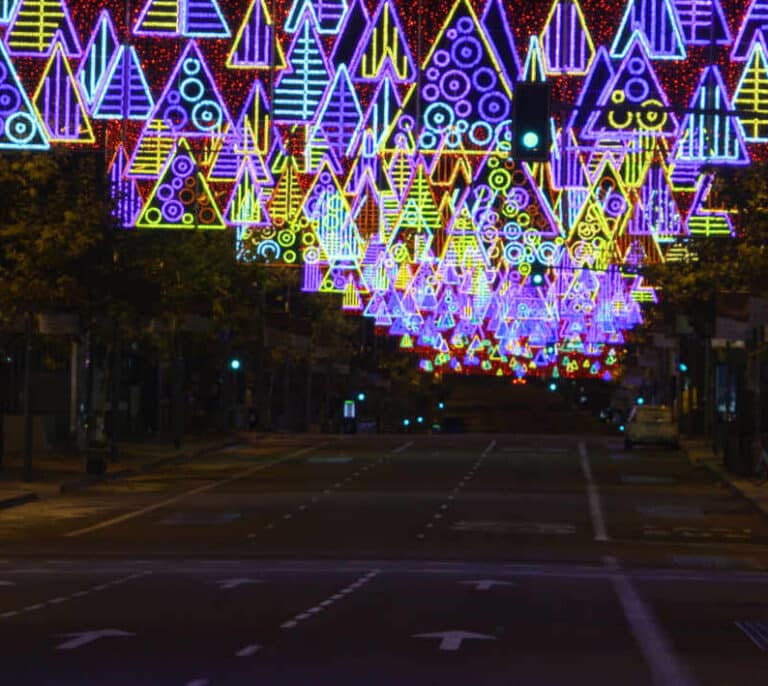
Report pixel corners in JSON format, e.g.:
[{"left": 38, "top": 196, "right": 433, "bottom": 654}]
[
  {"left": 512, "top": 81, "right": 551, "bottom": 162},
  {"left": 528, "top": 260, "right": 547, "bottom": 286}
]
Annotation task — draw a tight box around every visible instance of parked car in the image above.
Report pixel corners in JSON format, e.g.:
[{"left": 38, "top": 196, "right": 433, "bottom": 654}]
[{"left": 624, "top": 405, "right": 679, "bottom": 450}]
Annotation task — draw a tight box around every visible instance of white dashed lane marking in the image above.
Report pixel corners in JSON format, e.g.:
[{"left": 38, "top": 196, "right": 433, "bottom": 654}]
[
  {"left": 254, "top": 442, "right": 414, "bottom": 535},
  {"left": 265, "top": 570, "right": 379, "bottom": 633},
  {"left": 0, "top": 572, "right": 151, "bottom": 620},
  {"left": 235, "top": 644, "right": 261, "bottom": 657},
  {"left": 416, "top": 440, "right": 496, "bottom": 541},
  {"left": 65, "top": 445, "right": 324, "bottom": 538}
]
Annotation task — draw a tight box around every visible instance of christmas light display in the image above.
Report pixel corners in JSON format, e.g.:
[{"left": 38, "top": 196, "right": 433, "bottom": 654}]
[{"left": 1, "top": 0, "right": 766, "bottom": 379}]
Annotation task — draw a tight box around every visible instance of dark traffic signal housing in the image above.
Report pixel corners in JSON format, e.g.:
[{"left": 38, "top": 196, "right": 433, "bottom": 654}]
[{"left": 512, "top": 81, "right": 551, "bottom": 162}]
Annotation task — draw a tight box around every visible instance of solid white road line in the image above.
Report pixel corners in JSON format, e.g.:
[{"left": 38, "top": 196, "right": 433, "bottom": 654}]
[
  {"left": 606, "top": 557, "right": 698, "bottom": 686},
  {"left": 579, "top": 441, "right": 609, "bottom": 542},
  {"left": 64, "top": 444, "right": 324, "bottom": 538},
  {"left": 482, "top": 439, "right": 497, "bottom": 457},
  {"left": 391, "top": 440, "right": 414, "bottom": 454}
]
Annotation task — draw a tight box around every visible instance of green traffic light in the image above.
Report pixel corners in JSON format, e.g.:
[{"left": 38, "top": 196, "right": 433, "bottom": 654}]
[{"left": 521, "top": 131, "right": 540, "bottom": 149}]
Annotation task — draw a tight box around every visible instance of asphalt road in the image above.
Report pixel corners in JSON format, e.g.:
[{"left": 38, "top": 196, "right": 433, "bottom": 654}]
[{"left": 0, "top": 433, "right": 766, "bottom": 685}]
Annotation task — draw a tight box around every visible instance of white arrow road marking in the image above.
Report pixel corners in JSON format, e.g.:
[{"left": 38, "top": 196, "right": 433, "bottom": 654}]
[
  {"left": 460, "top": 580, "right": 514, "bottom": 591},
  {"left": 55, "top": 629, "right": 135, "bottom": 650},
  {"left": 413, "top": 630, "right": 496, "bottom": 651},
  {"left": 218, "top": 578, "right": 263, "bottom": 590},
  {"left": 236, "top": 644, "right": 261, "bottom": 657},
  {"left": 735, "top": 620, "right": 768, "bottom": 651}
]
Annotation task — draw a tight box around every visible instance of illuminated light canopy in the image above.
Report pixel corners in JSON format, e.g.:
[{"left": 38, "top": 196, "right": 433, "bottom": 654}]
[
  {"left": 236, "top": 79, "right": 272, "bottom": 155},
  {"left": 673, "top": 0, "right": 732, "bottom": 46},
  {"left": 731, "top": 0, "right": 768, "bottom": 61},
  {"left": 136, "top": 138, "right": 226, "bottom": 229},
  {"left": 5, "top": 0, "right": 81, "bottom": 56},
  {"left": 686, "top": 174, "right": 736, "bottom": 236},
  {"left": 133, "top": 0, "right": 231, "bottom": 38},
  {"left": 284, "top": 0, "right": 348, "bottom": 34},
  {"left": 0, "top": 0, "right": 18, "bottom": 22},
  {"left": 224, "top": 157, "right": 272, "bottom": 225},
  {"left": 227, "top": 0, "right": 286, "bottom": 69},
  {"left": 7, "top": 0, "right": 768, "bottom": 380},
  {"left": 144, "top": 40, "right": 233, "bottom": 138},
  {"left": 481, "top": 0, "right": 521, "bottom": 82},
  {"left": 272, "top": 11, "right": 332, "bottom": 121},
  {"left": 91, "top": 45, "right": 155, "bottom": 120},
  {"left": 33, "top": 39, "right": 94, "bottom": 143},
  {"left": 733, "top": 34, "right": 768, "bottom": 141},
  {"left": 672, "top": 65, "right": 750, "bottom": 164},
  {"left": 0, "top": 41, "right": 49, "bottom": 149},
  {"left": 348, "top": 0, "right": 416, "bottom": 83},
  {"left": 76, "top": 9, "right": 119, "bottom": 106},
  {"left": 610, "top": 0, "right": 686, "bottom": 59},
  {"left": 109, "top": 145, "right": 143, "bottom": 227},
  {"left": 307, "top": 63, "right": 363, "bottom": 171},
  {"left": 583, "top": 33, "right": 678, "bottom": 141},
  {"left": 540, "top": 0, "right": 595, "bottom": 75}
]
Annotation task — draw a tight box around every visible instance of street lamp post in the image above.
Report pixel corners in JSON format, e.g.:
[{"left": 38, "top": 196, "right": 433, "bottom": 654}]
[{"left": 22, "top": 310, "right": 33, "bottom": 481}]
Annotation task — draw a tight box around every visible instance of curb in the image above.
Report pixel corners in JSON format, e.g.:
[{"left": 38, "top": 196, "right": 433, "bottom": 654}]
[
  {"left": 0, "top": 492, "right": 39, "bottom": 510},
  {"left": 681, "top": 442, "right": 768, "bottom": 519},
  {"left": 59, "top": 468, "right": 139, "bottom": 494},
  {"left": 698, "top": 460, "right": 768, "bottom": 520}
]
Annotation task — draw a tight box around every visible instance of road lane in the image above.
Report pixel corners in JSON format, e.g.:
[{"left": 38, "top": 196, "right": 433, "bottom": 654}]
[{"left": 0, "top": 432, "right": 767, "bottom": 684}]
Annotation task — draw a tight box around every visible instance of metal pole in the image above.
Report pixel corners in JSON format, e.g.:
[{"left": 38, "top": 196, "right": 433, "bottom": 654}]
[
  {"left": 172, "top": 326, "right": 183, "bottom": 449},
  {"left": 109, "top": 318, "right": 121, "bottom": 460},
  {"left": 22, "top": 311, "right": 33, "bottom": 481}
]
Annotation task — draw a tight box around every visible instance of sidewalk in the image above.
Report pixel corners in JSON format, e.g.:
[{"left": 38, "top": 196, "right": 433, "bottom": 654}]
[
  {"left": 681, "top": 437, "right": 768, "bottom": 518},
  {"left": 0, "top": 432, "right": 246, "bottom": 511}
]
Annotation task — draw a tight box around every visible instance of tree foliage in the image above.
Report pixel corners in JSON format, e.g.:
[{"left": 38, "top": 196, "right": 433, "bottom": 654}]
[
  {"left": 643, "top": 162, "right": 768, "bottom": 311},
  {"left": 0, "top": 150, "right": 106, "bottom": 320}
]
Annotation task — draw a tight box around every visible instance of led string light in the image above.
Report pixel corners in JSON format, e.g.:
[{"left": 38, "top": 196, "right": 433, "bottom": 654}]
[{"left": 0, "top": 0, "right": 765, "bottom": 380}]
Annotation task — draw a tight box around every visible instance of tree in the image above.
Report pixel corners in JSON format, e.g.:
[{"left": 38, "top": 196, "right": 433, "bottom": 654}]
[
  {"left": 643, "top": 162, "right": 768, "bottom": 311},
  {"left": 0, "top": 150, "right": 107, "bottom": 321}
]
